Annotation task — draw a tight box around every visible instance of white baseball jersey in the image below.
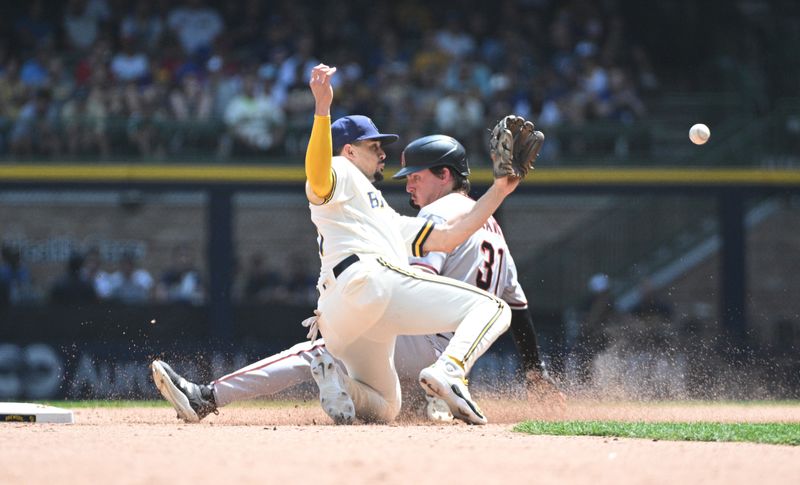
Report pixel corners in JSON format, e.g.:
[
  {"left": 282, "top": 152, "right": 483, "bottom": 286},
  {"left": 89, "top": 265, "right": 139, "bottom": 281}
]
[
  {"left": 302, "top": 157, "right": 510, "bottom": 422},
  {"left": 309, "top": 156, "right": 434, "bottom": 274},
  {"left": 409, "top": 193, "right": 528, "bottom": 309}
]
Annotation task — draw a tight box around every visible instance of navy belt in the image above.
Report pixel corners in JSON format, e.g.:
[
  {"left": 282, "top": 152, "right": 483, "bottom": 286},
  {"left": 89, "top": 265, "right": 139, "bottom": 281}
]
[{"left": 333, "top": 254, "right": 359, "bottom": 279}]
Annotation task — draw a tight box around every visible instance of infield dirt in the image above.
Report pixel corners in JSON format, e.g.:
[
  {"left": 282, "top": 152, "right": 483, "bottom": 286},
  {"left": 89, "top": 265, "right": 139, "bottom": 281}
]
[{"left": 1, "top": 400, "right": 798, "bottom": 485}]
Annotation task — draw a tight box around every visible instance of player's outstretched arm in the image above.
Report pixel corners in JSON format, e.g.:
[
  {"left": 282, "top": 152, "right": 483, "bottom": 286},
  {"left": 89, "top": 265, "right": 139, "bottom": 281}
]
[
  {"left": 423, "top": 114, "right": 543, "bottom": 253},
  {"left": 305, "top": 64, "right": 338, "bottom": 203},
  {"left": 422, "top": 175, "right": 520, "bottom": 253}
]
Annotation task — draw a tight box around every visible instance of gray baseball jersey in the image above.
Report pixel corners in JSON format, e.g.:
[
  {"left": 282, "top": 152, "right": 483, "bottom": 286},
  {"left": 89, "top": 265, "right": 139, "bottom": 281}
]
[{"left": 409, "top": 193, "right": 528, "bottom": 310}]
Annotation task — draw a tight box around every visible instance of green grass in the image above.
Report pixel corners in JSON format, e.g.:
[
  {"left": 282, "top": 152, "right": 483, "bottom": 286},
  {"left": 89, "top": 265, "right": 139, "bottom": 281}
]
[
  {"left": 592, "top": 400, "right": 800, "bottom": 407},
  {"left": 514, "top": 421, "right": 800, "bottom": 446}
]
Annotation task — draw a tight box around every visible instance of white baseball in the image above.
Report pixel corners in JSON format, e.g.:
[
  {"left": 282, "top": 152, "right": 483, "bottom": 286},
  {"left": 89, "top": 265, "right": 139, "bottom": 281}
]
[{"left": 689, "top": 123, "right": 710, "bottom": 145}]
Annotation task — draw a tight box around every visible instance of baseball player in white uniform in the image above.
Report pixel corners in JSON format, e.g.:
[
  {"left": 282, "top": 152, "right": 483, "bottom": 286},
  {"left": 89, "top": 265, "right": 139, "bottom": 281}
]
[
  {"left": 154, "top": 63, "right": 530, "bottom": 425},
  {"left": 150, "top": 134, "right": 560, "bottom": 424},
  {"left": 150, "top": 63, "right": 522, "bottom": 426},
  {"left": 299, "top": 63, "right": 526, "bottom": 425}
]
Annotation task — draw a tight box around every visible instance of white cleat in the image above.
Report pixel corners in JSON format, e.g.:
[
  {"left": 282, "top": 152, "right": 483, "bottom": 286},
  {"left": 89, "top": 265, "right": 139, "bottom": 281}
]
[
  {"left": 310, "top": 353, "right": 355, "bottom": 425},
  {"left": 419, "top": 358, "right": 487, "bottom": 425},
  {"left": 424, "top": 395, "right": 454, "bottom": 423}
]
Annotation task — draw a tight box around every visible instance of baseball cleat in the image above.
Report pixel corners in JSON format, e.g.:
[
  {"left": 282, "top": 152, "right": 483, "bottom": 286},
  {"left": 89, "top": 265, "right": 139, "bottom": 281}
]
[
  {"left": 424, "top": 395, "right": 454, "bottom": 423},
  {"left": 419, "top": 358, "right": 487, "bottom": 425},
  {"left": 150, "top": 360, "right": 218, "bottom": 423},
  {"left": 310, "top": 353, "right": 355, "bottom": 425}
]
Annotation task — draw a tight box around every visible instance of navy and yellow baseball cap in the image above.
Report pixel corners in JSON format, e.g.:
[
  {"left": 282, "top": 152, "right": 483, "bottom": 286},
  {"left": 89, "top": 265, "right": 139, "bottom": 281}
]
[{"left": 332, "top": 115, "right": 398, "bottom": 151}]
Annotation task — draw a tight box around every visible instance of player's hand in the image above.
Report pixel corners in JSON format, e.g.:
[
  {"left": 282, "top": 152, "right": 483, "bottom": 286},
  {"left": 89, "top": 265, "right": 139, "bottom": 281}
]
[
  {"left": 309, "top": 64, "right": 337, "bottom": 116},
  {"left": 492, "top": 174, "right": 521, "bottom": 196}
]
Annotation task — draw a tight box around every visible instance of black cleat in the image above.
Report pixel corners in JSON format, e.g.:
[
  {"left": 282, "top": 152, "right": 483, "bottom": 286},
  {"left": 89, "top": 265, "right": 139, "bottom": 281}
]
[{"left": 151, "top": 360, "right": 218, "bottom": 422}]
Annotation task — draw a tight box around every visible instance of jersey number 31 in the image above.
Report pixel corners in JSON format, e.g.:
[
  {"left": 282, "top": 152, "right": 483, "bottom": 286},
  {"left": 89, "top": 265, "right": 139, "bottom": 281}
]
[{"left": 476, "top": 241, "right": 504, "bottom": 291}]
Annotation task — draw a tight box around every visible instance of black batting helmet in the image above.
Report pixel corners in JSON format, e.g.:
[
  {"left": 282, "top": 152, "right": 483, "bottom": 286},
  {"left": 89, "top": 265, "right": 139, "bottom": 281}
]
[{"left": 392, "top": 135, "right": 470, "bottom": 179}]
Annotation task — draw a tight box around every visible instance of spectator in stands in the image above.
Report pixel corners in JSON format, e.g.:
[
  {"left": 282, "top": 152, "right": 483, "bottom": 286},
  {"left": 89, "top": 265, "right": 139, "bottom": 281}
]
[
  {"left": 10, "top": 88, "right": 61, "bottom": 158},
  {"left": 280, "top": 253, "right": 316, "bottom": 305},
  {"left": 578, "top": 52, "right": 609, "bottom": 113},
  {"left": 281, "top": 72, "right": 316, "bottom": 135},
  {"left": 166, "top": 0, "right": 224, "bottom": 57},
  {"left": 110, "top": 35, "right": 150, "bottom": 83},
  {"left": 48, "top": 57, "right": 76, "bottom": 113},
  {"left": 631, "top": 46, "right": 659, "bottom": 93},
  {"left": 63, "top": 0, "right": 106, "bottom": 53},
  {"left": 434, "top": 88, "right": 484, "bottom": 151},
  {"left": 168, "top": 71, "right": 214, "bottom": 152},
  {"left": 0, "top": 0, "right": 663, "bottom": 162},
  {"left": 221, "top": 72, "right": 285, "bottom": 157},
  {"left": 81, "top": 246, "right": 112, "bottom": 299},
  {"left": 108, "top": 251, "right": 154, "bottom": 304},
  {"left": 147, "top": 32, "right": 185, "bottom": 85},
  {"left": 603, "top": 67, "right": 646, "bottom": 123},
  {"left": 13, "top": 0, "right": 56, "bottom": 53},
  {"left": 443, "top": 57, "right": 492, "bottom": 97},
  {"left": 0, "top": 243, "right": 32, "bottom": 306},
  {"left": 74, "top": 38, "right": 113, "bottom": 87},
  {"left": 84, "top": 0, "right": 112, "bottom": 24},
  {"left": 50, "top": 252, "right": 98, "bottom": 306},
  {"left": 120, "top": 0, "right": 165, "bottom": 53},
  {"left": 225, "top": 0, "right": 265, "bottom": 59},
  {"left": 19, "top": 47, "right": 51, "bottom": 89},
  {"left": 156, "top": 243, "right": 203, "bottom": 305},
  {"left": 241, "top": 252, "right": 282, "bottom": 303},
  {"left": 205, "top": 49, "right": 240, "bottom": 119},
  {"left": 61, "top": 86, "right": 110, "bottom": 157},
  {"left": 274, "top": 34, "right": 318, "bottom": 101},
  {"left": 169, "top": 73, "right": 212, "bottom": 122},
  {"left": 0, "top": 58, "right": 27, "bottom": 154},
  {"left": 434, "top": 14, "right": 476, "bottom": 60},
  {"left": 128, "top": 84, "right": 168, "bottom": 158},
  {"left": 412, "top": 31, "right": 451, "bottom": 87}
]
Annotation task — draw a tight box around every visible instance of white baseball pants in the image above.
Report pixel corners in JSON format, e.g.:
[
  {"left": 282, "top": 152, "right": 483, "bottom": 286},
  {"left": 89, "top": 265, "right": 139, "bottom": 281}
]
[{"left": 317, "top": 254, "right": 511, "bottom": 422}]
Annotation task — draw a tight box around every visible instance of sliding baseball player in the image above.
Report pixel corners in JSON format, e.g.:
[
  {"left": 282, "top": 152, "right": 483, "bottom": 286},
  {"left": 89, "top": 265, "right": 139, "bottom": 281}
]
[
  {"left": 154, "top": 63, "right": 544, "bottom": 425},
  {"left": 151, "top": 132, "right": 558, "bottom": 424}
]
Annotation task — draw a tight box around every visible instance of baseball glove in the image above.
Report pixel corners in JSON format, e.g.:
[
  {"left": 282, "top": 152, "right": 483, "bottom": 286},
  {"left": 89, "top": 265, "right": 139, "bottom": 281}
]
[{"left": 489, "top": 115, "right": 545, "bottom": 179}]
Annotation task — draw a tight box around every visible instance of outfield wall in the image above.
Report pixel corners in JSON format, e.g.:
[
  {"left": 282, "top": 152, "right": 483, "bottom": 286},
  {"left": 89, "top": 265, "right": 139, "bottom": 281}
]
[{"left": 1, "top": 166, "right": 799, "bottom": 400}]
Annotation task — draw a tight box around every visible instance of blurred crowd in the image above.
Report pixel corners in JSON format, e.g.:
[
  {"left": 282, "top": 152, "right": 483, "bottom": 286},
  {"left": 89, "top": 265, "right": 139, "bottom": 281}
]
[
  {"left": 0, "top": 0, "right": 657, "bottom": 162},
  {"left": 0, "top": 242, "right": 317, "bottom": 308}
]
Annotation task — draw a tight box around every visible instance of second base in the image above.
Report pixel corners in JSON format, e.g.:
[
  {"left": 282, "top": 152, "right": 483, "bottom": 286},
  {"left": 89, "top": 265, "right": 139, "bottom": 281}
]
[{"left": 0, "top": 402, "right": 74, "bottom": 424}]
